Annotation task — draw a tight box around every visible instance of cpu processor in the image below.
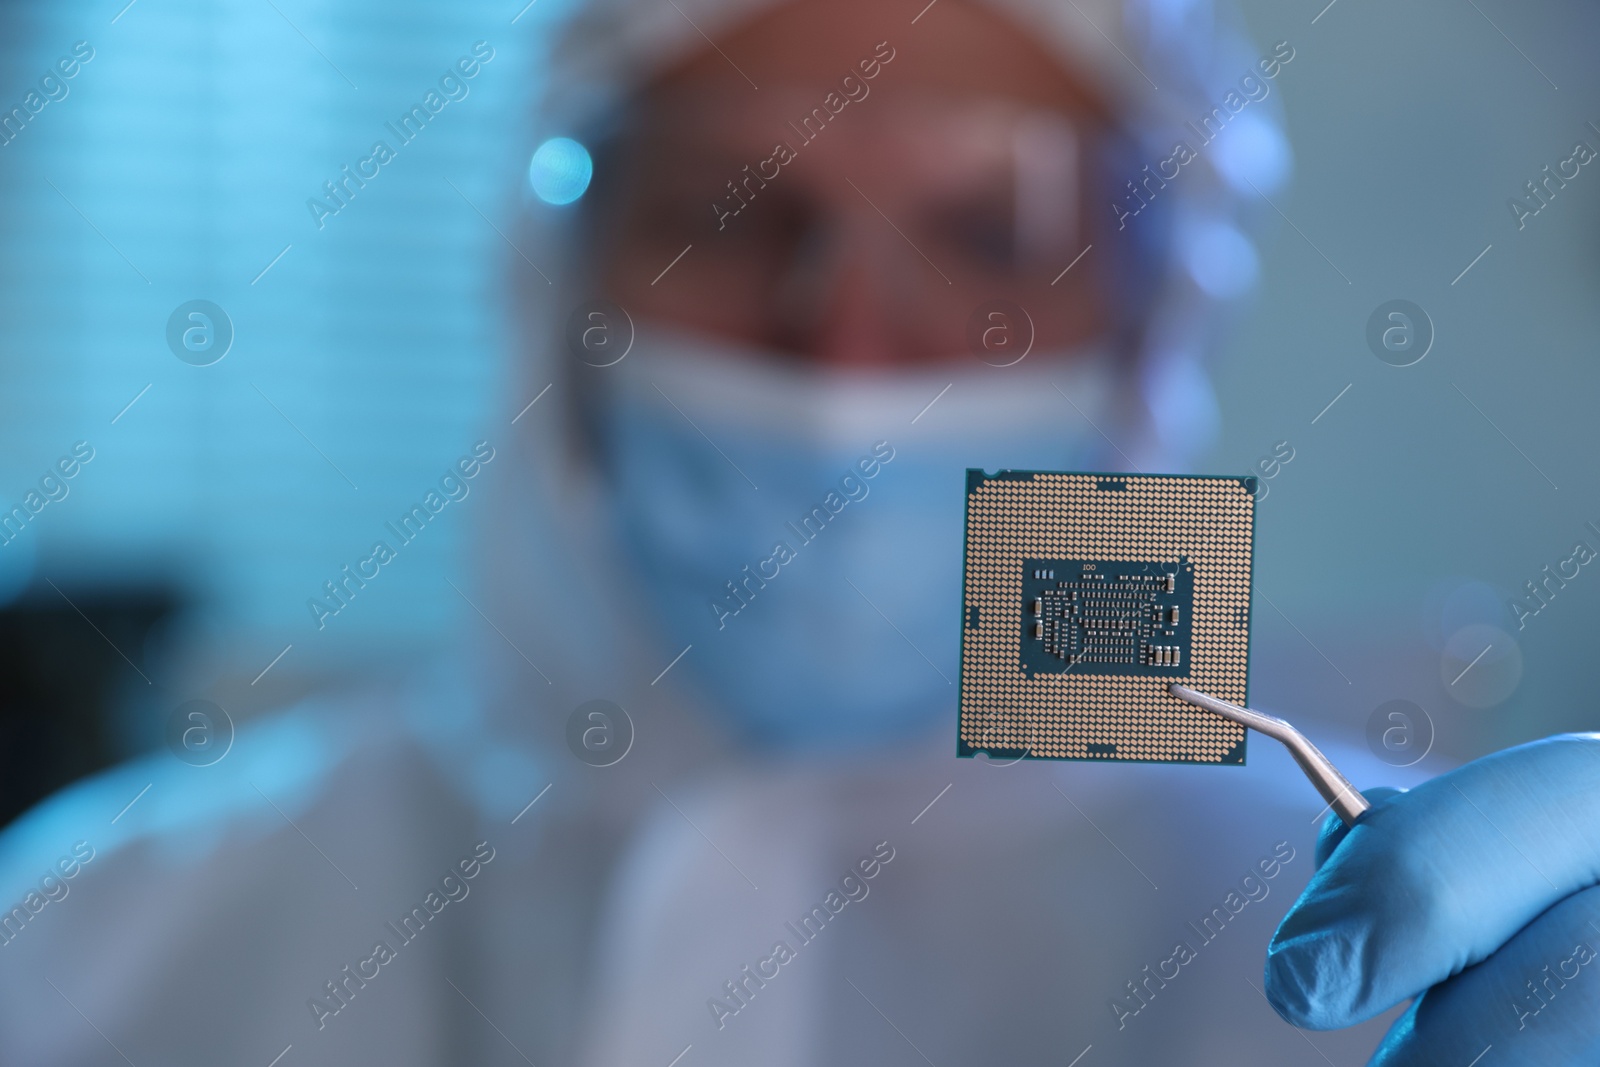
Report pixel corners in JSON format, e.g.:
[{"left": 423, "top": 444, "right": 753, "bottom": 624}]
[{"left": 958, "top": 470, "right": 1256, "bottom": 764}]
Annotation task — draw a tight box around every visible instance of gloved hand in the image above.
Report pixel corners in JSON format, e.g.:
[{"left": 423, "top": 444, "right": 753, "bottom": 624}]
[{"left": 1264, "top": 734, "right": 1600, "bottom": 1065}]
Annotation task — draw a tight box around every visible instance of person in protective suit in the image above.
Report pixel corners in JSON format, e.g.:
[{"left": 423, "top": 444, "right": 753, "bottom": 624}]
[{"left": 2, "top": 1, "right": 1597, "bottom": 1065}]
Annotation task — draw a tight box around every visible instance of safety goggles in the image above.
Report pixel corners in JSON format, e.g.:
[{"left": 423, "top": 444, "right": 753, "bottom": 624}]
[{"left": 583, "top": 90, "right": 1140, "bottom": 364}]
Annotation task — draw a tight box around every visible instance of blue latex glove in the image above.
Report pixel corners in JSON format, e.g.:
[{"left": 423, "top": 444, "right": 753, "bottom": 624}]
[{"left": 1265, "top": 734, "right": 1600, "bottom": 1064}]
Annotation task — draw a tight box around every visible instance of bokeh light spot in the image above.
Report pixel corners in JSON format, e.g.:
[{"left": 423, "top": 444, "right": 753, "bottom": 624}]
[{"left": 529, "top": 137, "right": 593, "bottom": 205}]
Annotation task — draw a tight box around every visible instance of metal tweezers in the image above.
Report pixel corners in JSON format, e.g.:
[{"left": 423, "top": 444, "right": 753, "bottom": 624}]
[{"left": 1169, "top": 684, "right": 1370, "bottom": 827}]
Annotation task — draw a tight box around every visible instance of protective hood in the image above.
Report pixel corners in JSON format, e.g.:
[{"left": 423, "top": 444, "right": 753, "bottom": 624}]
[{"left": 467, "top": 0, "right": 1291, "bottom": 761}]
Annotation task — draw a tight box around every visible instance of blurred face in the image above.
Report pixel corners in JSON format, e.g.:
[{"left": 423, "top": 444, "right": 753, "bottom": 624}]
[{"left": 597, "top": 0, "right": 1118, "bottom": 367}]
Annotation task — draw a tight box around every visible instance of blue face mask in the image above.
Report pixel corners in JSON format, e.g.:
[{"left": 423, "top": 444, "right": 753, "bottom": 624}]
[{"left": 600, "top": 325, "right": 1125, "bottom": 753}]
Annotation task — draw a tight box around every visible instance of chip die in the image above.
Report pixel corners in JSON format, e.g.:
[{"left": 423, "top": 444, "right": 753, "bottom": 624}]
[{"left": 959, "top": 470, "right": 1256, "bottom": 764}]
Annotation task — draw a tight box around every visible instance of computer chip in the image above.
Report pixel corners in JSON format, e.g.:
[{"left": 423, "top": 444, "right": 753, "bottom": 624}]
[{"left": 958, "top": 470, "right": 1256, "bottom": 764}]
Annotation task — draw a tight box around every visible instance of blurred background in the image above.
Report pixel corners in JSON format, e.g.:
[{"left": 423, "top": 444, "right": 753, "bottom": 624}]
[{"left": 0, "top": 0, "right": 1594, "bottom": 822}]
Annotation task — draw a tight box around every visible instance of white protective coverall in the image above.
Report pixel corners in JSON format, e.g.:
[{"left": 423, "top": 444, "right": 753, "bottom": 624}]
[{"left": 0, "top": 0, "right": 1426, "bottom": 1064}]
